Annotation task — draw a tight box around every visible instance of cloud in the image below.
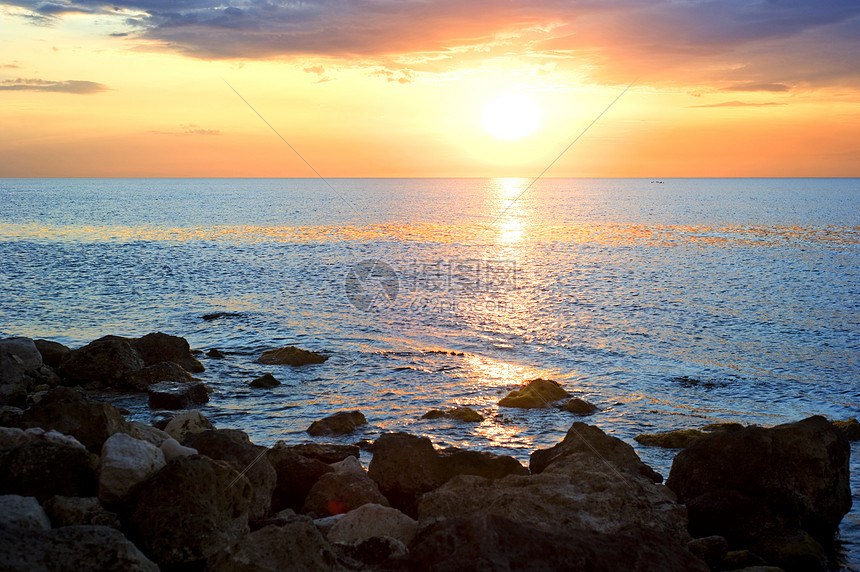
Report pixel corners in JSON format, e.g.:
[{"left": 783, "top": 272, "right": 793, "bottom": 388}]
[
  {"left": 0, "top": 78, "right": 108, "bottom": 93},
  {"left": 151, "top": 123, "right": 221, "bottom": 136},
  {"left": 688, "top": 100, "right": 786, "bottom": 108},
  {"left": 722, "top": 83, "right": 791, "bottom": 93},
  {"left": 0, "top": 63, "right": 21, "bottom": 69}
]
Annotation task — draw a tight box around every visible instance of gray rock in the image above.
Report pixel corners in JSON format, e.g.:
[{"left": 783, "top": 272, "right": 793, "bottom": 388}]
[
  {"left": 130, "top": 332, "right": 204, "bottom": 373},
  {"left": 287, "top": 442, "right": 360, "bottom": 464},
  {"left": 327, "top": 503, "right": 417, "bottom": 546},
  {"left": 160, "top": 437, "right": 197, "bottom": 461},
  {"left": 163, "top": 409, "right": 214, "bottom": 441},
  {"left": 0, "top": 494, "right": 51, "bottom": 529},
  {"left": 0, "top": 439, "right": 97, "bottom": 502},
  {"left": 307, "top": 410, "right": 367, "bottom": 437},
  {"left": 147, "top": 380, "right": 209, "bottom": 409},
  {"left": 367, "top": 432, "right": 445, "bottom": 517},
  {"left": 98, "top": 433, "right": 166, "bottom": 503},
  {"left": 125, "top": 421, "right": 171, "bottom": 447},
  {"left": 267, "top": 443, "right": 334, "bottom": 513},
  {"left": 128, "top": 361, "right": 192, "bottom": 390},
  {"left": 302, "top": 470, "right": 389, "bottom": 518},
  {"left": 34, "top": 339, "right": 70, "bottom": 369},
  {"left": 42, "top": 496, "right": 121, "bottom": 529},
  {"left": 0, "top": 351, "right": 27, "bottom": 408},
  {"left": 59, "top": 336, "right": 145, "bottom": 388},
  {"left": 0, "top": 337, "right": 43, "bottom": 370}
]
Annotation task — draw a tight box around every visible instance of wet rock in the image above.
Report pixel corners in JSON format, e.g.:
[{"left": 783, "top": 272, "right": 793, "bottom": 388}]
[
  {"left": 59, "top": 336, "right": 145, "bottom": 388},
  {"left": 0, "top": 525, "right": 159, "bottom": 572},
  {"left": 125, "top": 421, "right": 171, "bottom": 447},
  {"left": 43, "top": 496, "right": 122, "bottom": 529},
  {"left": 327, "top": 503, "right": 418, "bottom": 547},
  {"left": 0, "top": 439, "right": 96, "bottom": 502},
  {"left": 206, "top": 348, "right": 226, "bottom": 359},
  {"left": 303, "top": 469, "right": 390, "bottom": 518},
  {"left": 287, "top": 442, "right": 360, "bottom": 464},
  {"left": 129, "top": 455, "right": 252, "bottom": 566},
  {"left": 831, "top": 417, "right": 860, "bottom": 441},
  {"left": 184, "top": 429, "right": 276, "bottom": 521},
  {"left": 147, "top": 380, "right": 209, "bottom": 409},
  {"left": 160, "top": 437, "right": 197, "bottom": 461},
  {"left": 257, "top": 346, "right": 328, "bottom": 366},
  {"left": 367, "top": 432, "right": 445, "bottom": 517},
  {"left": 17, "top": 386, "right": 130, "bottom": 453},
  {"left": 498, "top": 378, "right": 571, "bottom": 408},
  {"left": 0, "top": 351, "right": 27, "bottom": 408},
  {"left": 201, "top": 312, "right": 242, "bottom": 321},
  {"left": 163, "top": 409, "right": 214, "bottom": 442},
  {"left": 702, "top": 422, "right": 746, "bottom": 433},
  {"left": 635, "top": 428, "right": 706, "bottom": 449},
  {"left": 205, "top": 520, "right": 339, "bottom": 572},
  {"left": 438, "top": 447, "right": 529, "bottom": 481},
  {"left": 98, "top": 433, "right": 166, "bottom": 503},
  {"left": 0, "top": 337, "right": 43, "bottom": 371},
  {"left": 130, "top": 332, "right": 204, "bottom": 373},
  {"left": 562, "top": 397, "right": 600, "bottom": 415},
  {"left": 307, "top": 410, "right": 367, "bottom": 437},
  {"left": 267, "top": 442, "right": 334, "bottom": 512},
  {"left": 128, "top": 361, "right": 192, "bottom": 390},
  {"left": 421, "top": 406, "right": 483, "bottom": 422},
  {"left": 0, "top": 494, "right": 52, "bottom": 529},
  {"left": 249, "top": 373, "right": 280, "bottom": 389},
  {"left": 34, "top": 339, "right": 71, "bottom": 369},
  {"left": 666, "top": 415, "right": 851, "bottom": 545}
]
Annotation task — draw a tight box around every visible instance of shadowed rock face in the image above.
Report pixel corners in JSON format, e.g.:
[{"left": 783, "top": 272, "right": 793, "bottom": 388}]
[
  {"left": 368, "top": 432, "right": 445, "bottom": 517},
  {"left": 666, "top": 415, "right": 852, "bottom": 545},
  {"left": 59, "top": 336, "right": 144, "bottom": 388},
  {"left": 0, "top": 440, "right": 96, "bottom": 502},
  {"left": 267, "top": 444, "right": 334, "bottom": 513}
]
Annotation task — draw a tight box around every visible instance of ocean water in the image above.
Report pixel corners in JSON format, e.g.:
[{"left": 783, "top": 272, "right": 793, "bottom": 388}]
[{"left": 1, "top": 177, "right": 859, "bottom": 566}]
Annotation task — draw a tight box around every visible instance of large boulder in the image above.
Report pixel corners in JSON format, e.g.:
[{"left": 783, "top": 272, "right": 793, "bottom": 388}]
[
  {"left": 302, "top": 470, "right": 389, "bottom": 517},
  {"left": 367, "top": 432, "right": 445, "bottom": 517},
  {"left": 0, "top": 439, "right": 97, "bottom": 502},
  {"left": 635, "top": 429, "right": 706, "bottom": 449},
  {"left": 147, "top": 380, "right": 209, "bottom": 409},
  {"left": 59, "top": 336, "right": 145, "bottom": 388},
  {"left": 183, "top": 429, "right": 276, "bottom": 521},
  {"left": 257, "top": 346, "right": 328, "bottom": 366},
  {"left": 163, "top": 409, "right": 214, "bottom": 442},
  {"left": 327, "top": 503, "right": 418, "bottom": 547},
  {"left": 98, "top": 433, "right": 166, "bottom": 503},
  {"left": 43, "top": 496, "right": 122, "bottom": 529},
  {"left": 666, "top": 415, "right": 852, "bottom": 545},
  {"left": 267, "top": 443, "right": 334, "bottom": 512},
  {"left": 287, "top": 442, "right": 359, "bottom": 464},
  {"left": 307, "top": 410, "right": 367, "bottom": 436},
  {"left": 128, "top": 455, "right": 252, "bottom": 566},
  {"left": 34, "top": 339, "right": 71, "bottom": 369},
  {"left": 0, "top": 337, "right": 43, "bottom": 371},
  {"left": 0, "top": 525, "right": 158, "bottom": 572},
  {"left": 130, "top": 332, "right": 204, "bottom": 373},
  {"left": 0, "top": 351, "right": 27, "bottom": 407},
  {"left": 438, "top": 448, "right": 529, "bottom": 481},
  {"left": 128, "top": 361, "right": 193, "bottom": 390},
  {"left": 0, "top": 494, "right": 51, "bottom": 530},
  {"left": 498, "top": 378, "right": 571, "bottom": 408},
  {"left": 17, "top": 386, "right": 130, "bottom": 453}
]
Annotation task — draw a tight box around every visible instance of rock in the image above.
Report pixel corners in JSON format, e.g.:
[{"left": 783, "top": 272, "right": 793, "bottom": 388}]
[
  {"left": 98, "top": 433, "right": 166, "bottom": 503},
  {"left": 327, "top": 503, "right": 417, "bottom": 546},
  {"left": 303, "top": 469, "right": 389, "bottom": 517},
  {"left": 205, "top": 520, "right": 340, "bottom": 572},
  {"left": 207, "top": 348, "right": 226, "bottom": 359},
  {"left": 530, "top": 421, "right": 663, "bottom": 483},
  {"left": 702, "top": 422, "right": 746, "bottom": 433},
  {"left": 257, "top": 346, "right": 328, "bottom": 366},
  {"left": 267, "top": 443, "right": 334, "bottom": 512},
  {"left": 498, "top": 378, "right": 571, "bottom": 408},
  {"left": 635, "top": 428, "right": 706, "bottom": 449},
  {"left": 21, "top": 427, "right": 87, "bottom": 449},
  {"left": 34, "top": 339, "right": 71, "bottom": 369},
  {"left": 147, "top": 380, "right": 209, "bottom": 409},
  {"left": 687, "top": 535, "right": 729, "bottom": 568},
  {"left": 126, "top": 421, "right": 171, "bottom": 447},
  {"left": 720, "top": 549, "right": 768, "bottom": 568},
  {"left": 0, "top": 426, "right": 28, "bottom": 449},
  {"left": 748, "top": 529, "right": 827, "bottom": 572},
  {"left": 367, "top": 432, "right": 445, "bottom": 517},
  {"left": 288, "top": 442, "right": 360, "bottom": 464},
  {"left": 0, "top": 494, "right": 52, "bottom": 529},
  {"left": 421, "top": 406, "right": 483, "bottom": 422},
  {"left": 831, "top": 417, "right": 860, "bottom": 441},
  {"left": 0, "top": 351, "right": 27, "bottom": 408},
  {"left": 17, "top": 386, "right": 130, "bottom": 453},
  {"left": 307, "top": 410, "right": 367, "bottom": 436},
  {"left": 249, "top": 373, "right": 280, "bottom": 389},
  {"left": 666, "top": 415, "right": 851, "bottom": 544},
  {"left": 183, "top": 429, "right": 276, "bottom": 521},
  {"left": 58, "top": 336, "right": 145, "bottom": 388},
  {"left": 562, "top": 397, "right": 600, "bottom": 414},
  {"left": 405, "top": 513, "right": 709, "bottom": 572},
  {"left": 0, "top": 525, "right": 159, "bottom": 571},
  {"left": 160, "top": 437, "right": 197, "bottom": 461},
  {"left": 334, "top": 536, "right": 408, "bottom": 569},
  {"left": 438, "top": 447, "right": 529, "bottom": 481},
  {"left": 163, "top": 409, "right": 214, "bottom": 441},
  {"left": 0, "top": 337, "right": 43, "bottom": 370},
  {"left": 331, "top": 455, "right": 365, "bottom": 475},
  {"left": 129, "top": 455, "right": 252, "bottom": 565},
  {"left": 0, "top": 439, "right": 97, "bottom": 501},
  {"left": 130, "top": 332, "right": 204, "bottom": 373},
  {"left": 128, "top": 361, "right": 192, "bottom": 390},
  {"left": 42, "top": 496, "right": 121, "bottom": 529}
]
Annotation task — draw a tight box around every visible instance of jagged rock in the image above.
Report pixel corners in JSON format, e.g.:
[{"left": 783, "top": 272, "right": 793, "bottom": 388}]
[
  {"left": 17, "top": 386, "right": 130, "bottom": 453},
  {"left": 128, "top": 361, "right": 192, "bottom": 390},
  {"left": 498, "top": 378, "right": 571, "bottom": 408},
  {"left": 307, "top": 410, "right": 367, "bottom": 436},
  {"left": 0, "top": 337, "right": 43, "bottom": 370},
  {"left": 0, "top": 351, "right": 27, "bottom": 408},
  {"left": 126, "top": 421, "right": 171, "bottom": 447},
  {"left": 831, "top": 417, "right": 860, "bottom": 441},
  {"left": 287, "top": 442, "right": 359, "bottom": 464},
  {"left": 666, "top": 415, "right": 851, "bottom": 545},
  {"left": 0, "top": 525, "right": 158, "bottom": 572},
  {"left": 59, "top": 336, "right": 145, "bottom": 388},
  {"left": 257, "top": 346, "right": 328, "bottom": 366},
  {"left": 438, "top": 447, "right": 529, "bottom": 481},
  {"left": 331, "top": 455, "right": 365, "bottom": 475},
  {"left": 267, "top": 443, "right": 334, "bottom": 512},
  {"left": 0, "top": 494, "right": 52, "bottom": 529},
  {"left": 147, "top": 380, "right": 209, "bottom": 409},
  {"left": 327, "top": 503, "right": 418, "bottom": 546},
  {"left": 635, "top": 429, "right": 706, "bottom": 449},
  {"left": 163, "top": 409, "right": 214, "bottom": 442},
  {"left": 205, "top": 520, "right": 339, "bottom": 572},
  {"left": 249, "top": 373, "right": 280, "bottom": 389},
  {"left": 131, "top": 332, "right": 204, "bottom": 373},
  {"left": 303, "top": 469, "right": 389, "bottom": 517},
  {"left": 98, "top": 433, "right": 166, "bottom": 503},
  {"left": 183, "top": 429, "right": 276, "bottom": 521},
  {"left": 34, "top": 339, "right": 71, "bottom": 369},
  {"left": 0, "top": 439, "right": 97, "bottom": 502},
  {"left": 421, "top": 406, "right": 484, "bottom": 422},
  {"left": 43, "top": 496, "right": 121, "bottom": 529},
  {"left": 160, "top": 437, "right": 197, "bottom": 461},
  {"left": 334, "top": 536, "right": 408, "bottom": 568},
  {"left": 207, "top": 348, "right": 226, "bottom": 359},
  {"left": 562, "top": 397, "right": 599, "bottom": 414},
  {"left": 405, "top": 513, "right": 709, "bottom": 572},
  {"left": 367, "top": 432, "right": 445, "bottom": 517},
  {"left": 129, "top": 455, "right": 252, "bottom": 565}
]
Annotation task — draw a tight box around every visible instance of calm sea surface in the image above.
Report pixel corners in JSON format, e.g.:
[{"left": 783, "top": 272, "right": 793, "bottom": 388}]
[{"left": 1, "top": 177, "right": 859, "bottom": 566}]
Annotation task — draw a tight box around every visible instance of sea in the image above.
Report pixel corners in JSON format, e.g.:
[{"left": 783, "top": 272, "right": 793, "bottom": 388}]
[{"left": 1, "top": 177, "right": 858, "bottom": 567}]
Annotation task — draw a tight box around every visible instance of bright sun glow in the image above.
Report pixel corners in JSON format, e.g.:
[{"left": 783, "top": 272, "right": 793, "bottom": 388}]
[{"left": 482, "top": 94, "right": 540, "bottom": 141}]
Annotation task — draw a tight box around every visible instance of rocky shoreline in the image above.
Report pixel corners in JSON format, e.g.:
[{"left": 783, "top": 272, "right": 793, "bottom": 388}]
[{"left": 0, "top": 333, "right": 855, "bottom": 571}]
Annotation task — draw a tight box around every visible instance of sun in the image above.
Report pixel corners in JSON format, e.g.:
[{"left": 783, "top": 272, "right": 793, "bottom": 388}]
[{"left": 482, "top": 93, "right": 540, "bottom": 141}]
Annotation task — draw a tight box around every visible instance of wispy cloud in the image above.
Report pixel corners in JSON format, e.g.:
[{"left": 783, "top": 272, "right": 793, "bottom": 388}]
[
  {"left": 0, "top": 78, "right": 108, "bottom": 94},
  {"left": 688, "top": 100, "right": 786, "bottom": 108},
  {"left": 722, "top": 83, "right": 791, "bottom": 93},
  {"left": 150, "top": 123, "right": 221, "bottom": 136}
]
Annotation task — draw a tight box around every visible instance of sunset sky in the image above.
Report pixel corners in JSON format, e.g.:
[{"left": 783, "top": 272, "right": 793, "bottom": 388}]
[{"left": 1, "top": 0, "right": 859, "bottom": 177}]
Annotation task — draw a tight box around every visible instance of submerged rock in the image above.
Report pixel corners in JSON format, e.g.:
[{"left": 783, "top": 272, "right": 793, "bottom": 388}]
[
  {"left": 498, "top": 378, "right": 571, "bottom": 408},
  {"left": 258, "top": 346, "right": 328, "bottom": 366},
  {"left": 206, "top": 348, "right": 226, "bottom": 359},
  {"left": 635, "top": 429, "right": 706, "bottom": 449},
  {"left": 421, "top": 406, "right": 484, "bottom": 422},
  {"left": 561, "top": 397, "right": 600, "bottom": 415},
  {"left": 307, "top": 410, "right": 367, "bottom": 437},
  {"left": 147, "top": 380, "right": 209, "bottom": 409},
  {"left": 249, "top": 373, "right": 280, "bottom": 389}
]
